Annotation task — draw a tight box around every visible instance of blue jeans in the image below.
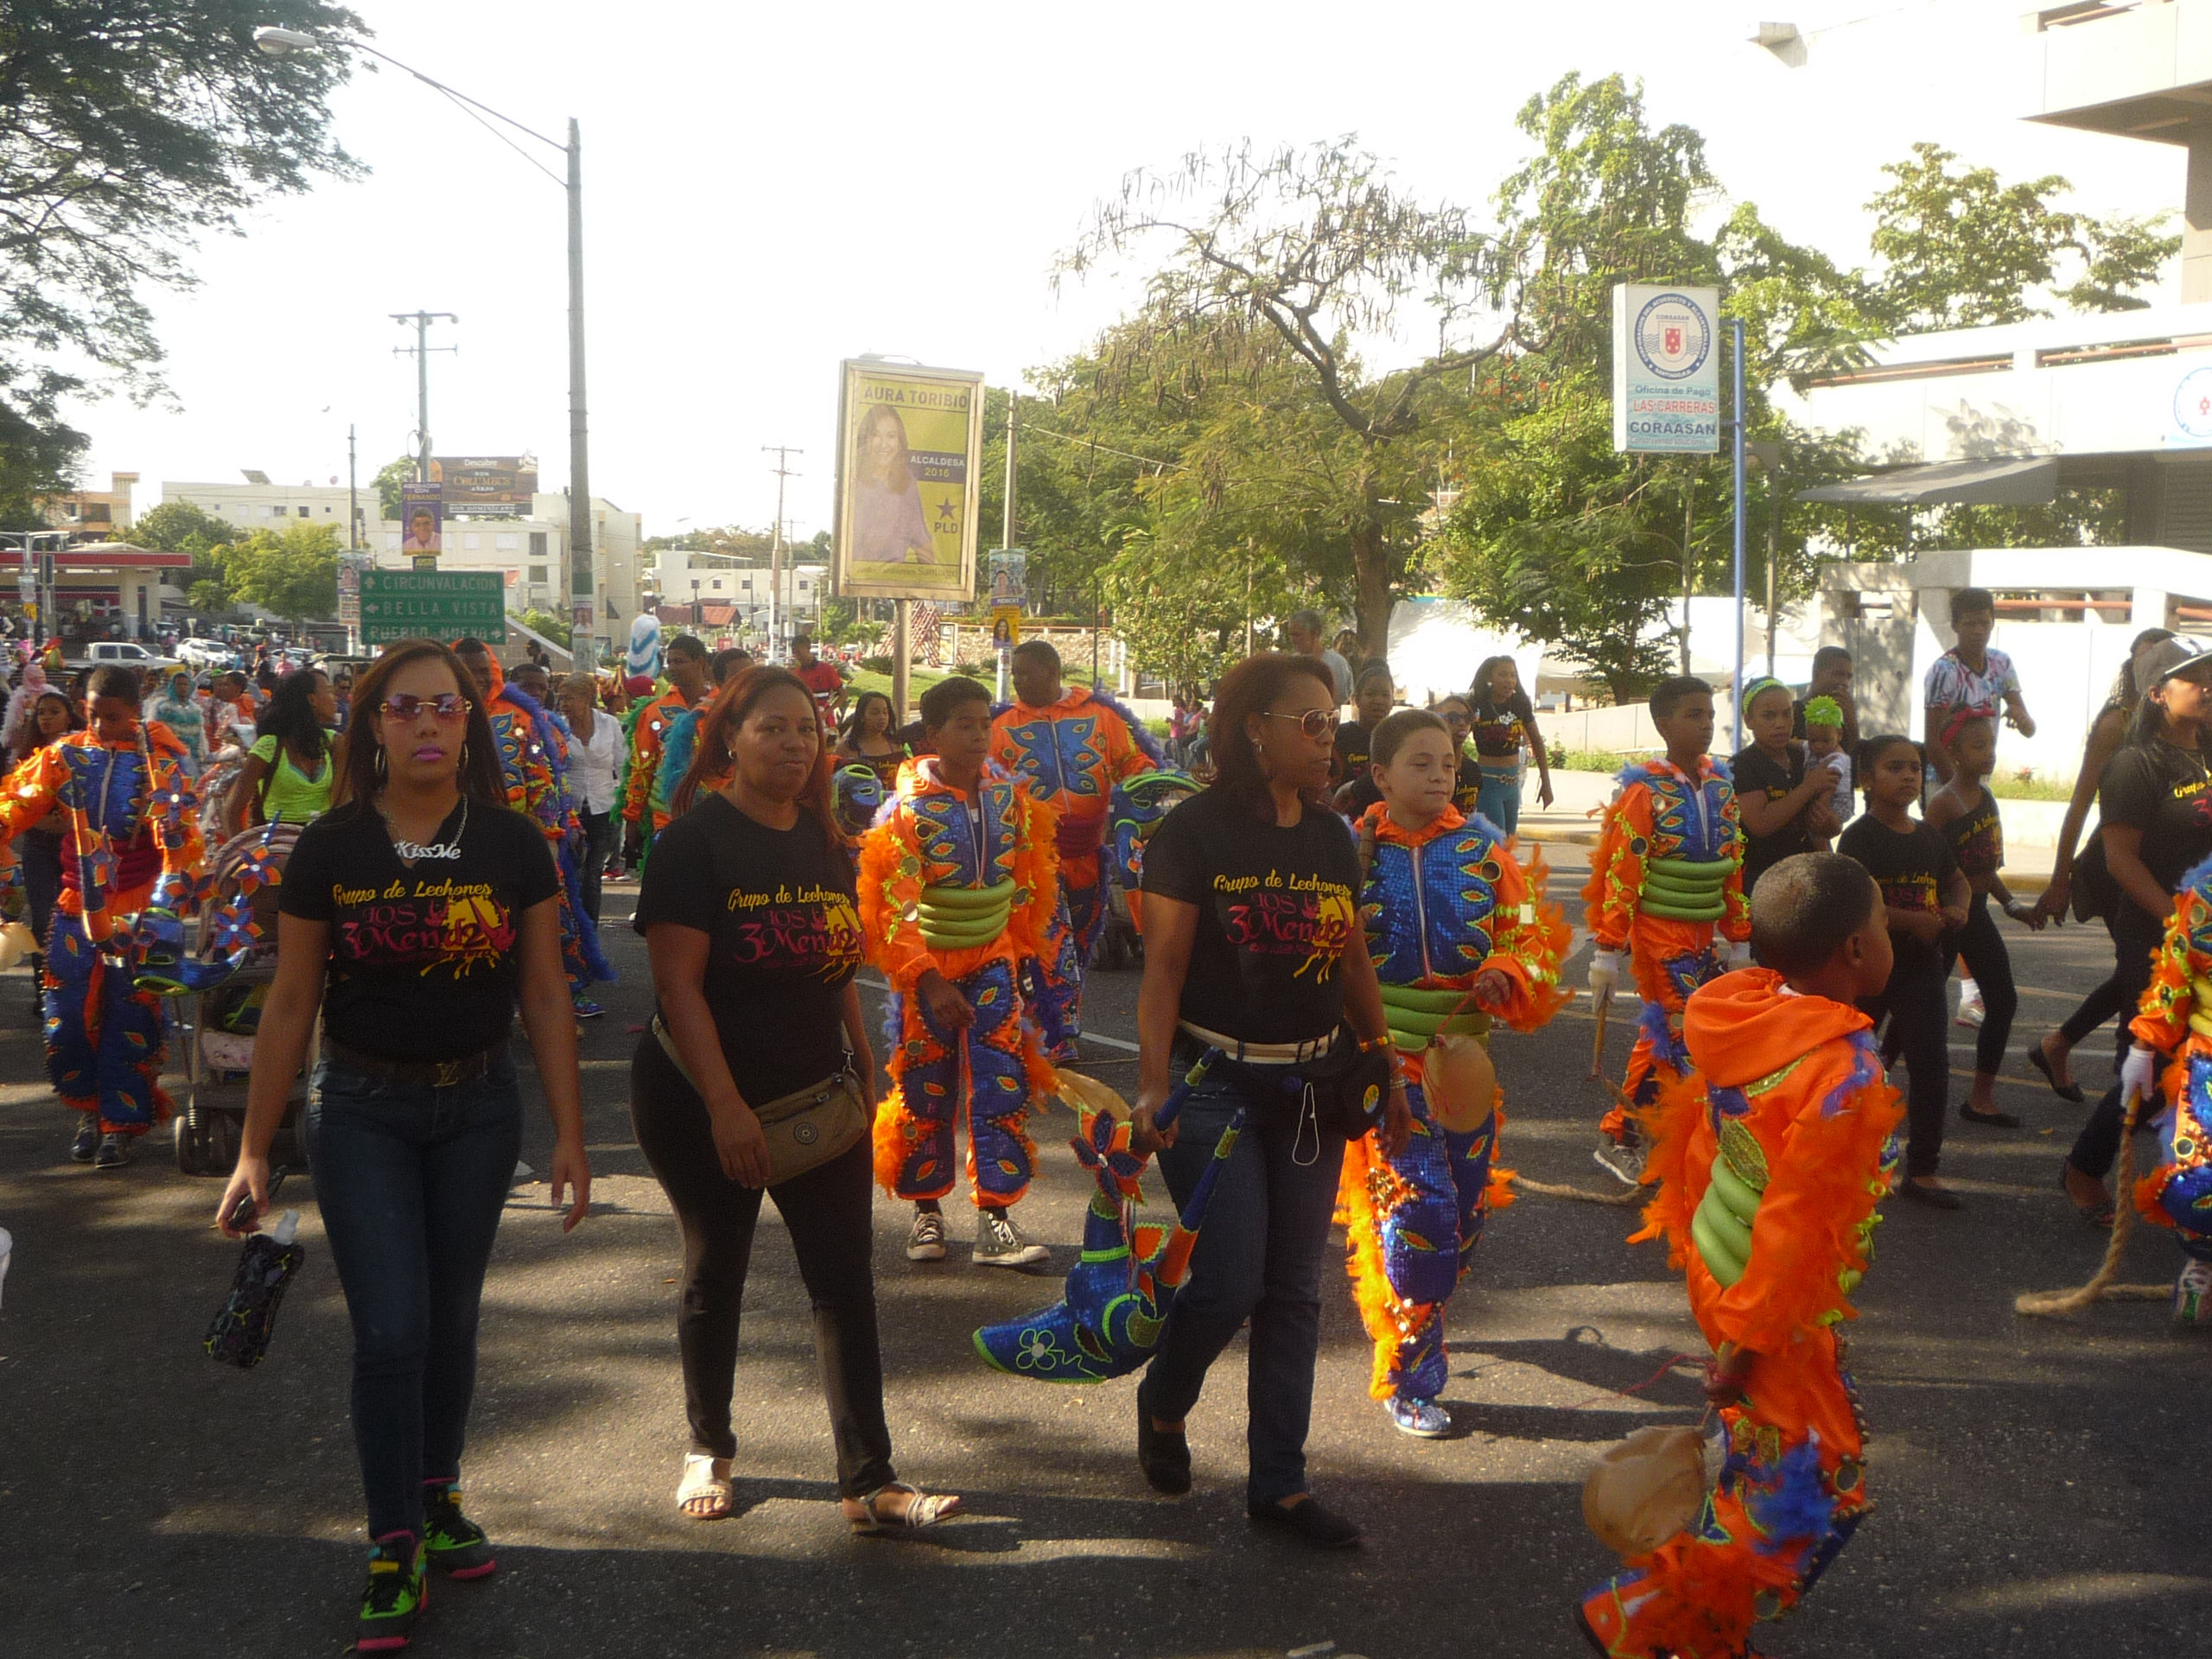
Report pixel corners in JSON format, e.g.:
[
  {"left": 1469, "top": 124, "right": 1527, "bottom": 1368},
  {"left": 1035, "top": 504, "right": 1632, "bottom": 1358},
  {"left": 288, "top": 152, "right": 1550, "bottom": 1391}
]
[
  {"left": 305, "top": 1049, "right": 522, "bottom": 1542},
  {"left": 1476, "top": 765, "right": 1522, "bottom": 836},
  {"left": 1139, "top": 1065, "right": 1346, "bottom": 1507}
]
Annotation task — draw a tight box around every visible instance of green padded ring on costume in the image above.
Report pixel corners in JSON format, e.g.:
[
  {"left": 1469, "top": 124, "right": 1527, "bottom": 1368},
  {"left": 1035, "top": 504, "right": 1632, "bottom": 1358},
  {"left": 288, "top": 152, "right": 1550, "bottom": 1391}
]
[
  {"left": 1692, "top": 1141, "right": 1766, "bottom": 1287},
  {"left": 917, "top": 898, "right": 1014, "bottom": 927},
  {"left": 1383, "top": 1004, "right": 1492, "bottom": 1038},
  {"left": 1642, "top": 898, "right": 1726, "bottom": 922},
  {"left": 1649, "top": 856, "right": 1738, "bottom": 880},
  {"left": 1381, "top": 984, "right": 1481, "bottom": 1013},
  {"left": 918, "top": 879, "right": 1017, "bottom": 912},
  {"left": 1642, "top": 876, "right": 1728, "bottom": 906},
  {"left": 1692, "top": 1205, "right": 1747, "bottom": 1287},
  {"left": 1643, "top": 866, "right": 1726, "bottom": 893}
]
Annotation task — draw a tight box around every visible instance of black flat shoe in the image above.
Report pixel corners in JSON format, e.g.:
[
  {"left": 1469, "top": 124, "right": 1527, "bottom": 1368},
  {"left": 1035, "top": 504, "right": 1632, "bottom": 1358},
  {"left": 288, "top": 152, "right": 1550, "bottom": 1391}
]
[
  {"left": 1248, "top": 1495, "right": 1362, "bottom": 1549},
  {"left": 2028, "top": 1041, "right": 2086, "bottom": 1104},
  {"left": 1135, "top": 1400, "right": 1190, "bottom": 1496},
  {"left": 1958, "top": 1102, "right": 2023, "bottom": 1128},
  {"left": 1897, "top": 1177, "right": 1962, "bottom": 1211}
]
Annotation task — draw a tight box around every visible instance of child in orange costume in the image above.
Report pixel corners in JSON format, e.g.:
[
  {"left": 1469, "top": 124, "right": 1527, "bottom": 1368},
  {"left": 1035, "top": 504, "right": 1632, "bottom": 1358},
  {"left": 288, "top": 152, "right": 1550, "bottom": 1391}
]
[
  {"left": 1580, "top": 852, "right": 1903, "bottom": 1659},
  {"left": 859, "top": 677, "right": 1062, "bottom": 1268},
  {"left": 1584, "top": 677, "right": 1751, "bottom": 1185}
]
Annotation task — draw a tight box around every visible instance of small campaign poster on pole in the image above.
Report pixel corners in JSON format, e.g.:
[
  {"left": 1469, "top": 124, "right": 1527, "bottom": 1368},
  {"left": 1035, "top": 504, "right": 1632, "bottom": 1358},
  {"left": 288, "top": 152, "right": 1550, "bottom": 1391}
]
[
  {"left": 399, "top": 482, "right": 442, "bottom": 571},
  {"left": 1611, "top": 285, "right": 1721, "bottom": 454},
  {"left": 987, "top": 549, "right": 1025, "bottom": 652}
]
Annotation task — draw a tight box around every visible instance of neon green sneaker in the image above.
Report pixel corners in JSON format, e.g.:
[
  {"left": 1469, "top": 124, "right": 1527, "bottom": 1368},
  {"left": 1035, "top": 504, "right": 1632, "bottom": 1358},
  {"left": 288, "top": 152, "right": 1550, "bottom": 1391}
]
[
  {"left": 423, "top": 1482, "right": 497, "bottom": 1578},
  {"left": 356, "top": 1532, "right": 426, "bottom": 1652}
]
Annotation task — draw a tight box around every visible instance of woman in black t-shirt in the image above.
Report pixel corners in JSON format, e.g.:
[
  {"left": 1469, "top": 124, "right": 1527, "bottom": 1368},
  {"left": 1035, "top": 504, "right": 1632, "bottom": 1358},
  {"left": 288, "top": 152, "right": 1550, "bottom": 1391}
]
[
  {"left": 215, "top": 639, "right": 587, "bottom": 1650},
  {"left": 1435, "top": 693, "right": 1486, "bottom": 815},
  {"left": 1330, "top": 664, "right": 1396, "bottom": 815},
  {"left": 2065, "top": 638, "right": 2212, "bottom": 1217},
  {"left": 1134, "top": 652, "right": 1406, "bottom": 1550},
  {"left": 630, "top": 666, "right": 959, "bottom": 1534}
]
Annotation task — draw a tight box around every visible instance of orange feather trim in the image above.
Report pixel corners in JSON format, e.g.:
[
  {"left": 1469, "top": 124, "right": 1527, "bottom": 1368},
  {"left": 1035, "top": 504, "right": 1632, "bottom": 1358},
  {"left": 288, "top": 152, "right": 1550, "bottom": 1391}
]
[
  {"left": 1613, "top": 1525, "right": 1806, "bottom": 1659},
  {"left": 1487, "top": 1103, "right": 1516, "bottom": 1211},
  {"left": 1337, "top": 1136, "right": 1433, "bottom": 1400},
  {"left": 1509, "top": 841, "right": 1575, "bottom": 1032},
  {"left": 1630, "top": 1058, "right": 1704, "bottom": 1264},
  {"left": 1721, "top": 1071, "right": 1904, "bottom": 1355}
]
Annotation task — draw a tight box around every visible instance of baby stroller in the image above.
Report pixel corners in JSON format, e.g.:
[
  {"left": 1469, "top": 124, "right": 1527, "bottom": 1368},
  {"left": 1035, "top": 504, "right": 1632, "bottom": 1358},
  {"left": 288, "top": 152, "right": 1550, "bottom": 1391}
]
[{"left": 169, "top": 820, "right": 318, "bottom": 1177}]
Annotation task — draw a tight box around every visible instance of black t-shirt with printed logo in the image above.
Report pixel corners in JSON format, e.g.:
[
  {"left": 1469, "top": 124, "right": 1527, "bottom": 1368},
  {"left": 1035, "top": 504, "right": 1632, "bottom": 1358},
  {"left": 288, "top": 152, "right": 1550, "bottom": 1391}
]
[
  {"left": 1837, "top": 814, "right": 1959, "bottom": 978},
  {"left": 632, "top": 791, "right": 862, "bottom": 1102},
  {"left": 1732, "top": 743, "right": 1815, "bottom": 897},
  {"left": 1471, "top": 690, "right": 1535, "bottom": 760},
  {"left": 1141, "top": 785, "right": 1361, "bottom": 1045},
  {"left": 281, "top": 798, "right": 562, "bottom": 1063},
  {"left": 2097, "top": 738, "right": 2212, "bottom": 898}
]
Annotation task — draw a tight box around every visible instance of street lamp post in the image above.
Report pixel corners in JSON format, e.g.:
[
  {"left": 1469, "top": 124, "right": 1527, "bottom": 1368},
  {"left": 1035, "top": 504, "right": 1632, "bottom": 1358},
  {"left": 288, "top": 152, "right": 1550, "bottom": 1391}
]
[{"left": 255, "top": 26, "right": 598, "bottom": 670}]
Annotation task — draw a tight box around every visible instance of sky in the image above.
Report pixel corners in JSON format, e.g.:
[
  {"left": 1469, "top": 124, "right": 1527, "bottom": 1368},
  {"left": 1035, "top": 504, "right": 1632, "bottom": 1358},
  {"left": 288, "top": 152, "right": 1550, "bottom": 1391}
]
[{"left": 68, "top": 0, "right": 2188, "bottom": 543}]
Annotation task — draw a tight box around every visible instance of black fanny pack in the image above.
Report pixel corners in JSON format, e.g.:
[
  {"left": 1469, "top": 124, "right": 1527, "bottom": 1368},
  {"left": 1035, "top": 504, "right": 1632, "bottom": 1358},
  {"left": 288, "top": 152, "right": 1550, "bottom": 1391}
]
[{"left": 1206, "top": 1023, "right": 1392, "bottom": 1161}]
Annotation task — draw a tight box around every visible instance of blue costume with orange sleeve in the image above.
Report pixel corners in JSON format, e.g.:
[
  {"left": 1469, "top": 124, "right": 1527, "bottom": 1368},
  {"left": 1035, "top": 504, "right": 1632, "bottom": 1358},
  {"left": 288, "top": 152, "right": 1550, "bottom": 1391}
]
[
  {"left": 0, "top": 722, "right": 205, "bottom": 1133},
  {"left": 989, "top": 686, "right": 1160, "bottom": 1057},
  {"left": 860, "top": 757, "right": 1060, "bottom": 1207},
  {"left": 1583, "top": 757, "right": 1750, "bottom": 1143},
  {"left": 1343, "top": 804, "right": 1568, "bottom": 1404}
]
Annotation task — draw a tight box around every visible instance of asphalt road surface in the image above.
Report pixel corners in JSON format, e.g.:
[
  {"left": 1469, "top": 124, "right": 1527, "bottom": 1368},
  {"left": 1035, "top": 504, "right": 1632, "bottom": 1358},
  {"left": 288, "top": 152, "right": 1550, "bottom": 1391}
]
[{"left": 1, "top": 843, "right": 2205, "bottom": 1658}]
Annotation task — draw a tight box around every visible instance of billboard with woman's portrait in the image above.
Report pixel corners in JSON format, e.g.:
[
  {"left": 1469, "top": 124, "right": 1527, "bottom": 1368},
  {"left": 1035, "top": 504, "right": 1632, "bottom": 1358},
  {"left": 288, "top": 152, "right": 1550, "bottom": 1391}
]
[{"left": 834, "top": 360, "right": 984, "bottom": 600}]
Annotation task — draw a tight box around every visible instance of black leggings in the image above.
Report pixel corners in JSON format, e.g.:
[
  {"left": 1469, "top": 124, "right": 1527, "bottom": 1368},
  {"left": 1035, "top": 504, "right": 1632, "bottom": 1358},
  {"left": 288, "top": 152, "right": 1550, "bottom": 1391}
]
[
  {"left": 1953, "top": 893, "right": 2018, "bottom": 1076},
  {"left": 2056, "top": 909, "right": 2138, "bottom": 1062},
  {"left": 2067, "top": 901, "right": 2168, "bottom": 1180},
  {"left": 1863, "top": 955, "right": 1950, "bottom": 1178},
  {"left": 629, "top": 1039, "right": 895, "bottom": 1497}
]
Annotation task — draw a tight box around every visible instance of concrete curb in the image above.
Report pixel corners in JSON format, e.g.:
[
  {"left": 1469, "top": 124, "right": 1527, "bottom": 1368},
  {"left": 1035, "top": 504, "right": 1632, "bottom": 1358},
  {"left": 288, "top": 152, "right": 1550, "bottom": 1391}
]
[{"left": 1515, "top": 824, "right": 2057, "bottom": 899}]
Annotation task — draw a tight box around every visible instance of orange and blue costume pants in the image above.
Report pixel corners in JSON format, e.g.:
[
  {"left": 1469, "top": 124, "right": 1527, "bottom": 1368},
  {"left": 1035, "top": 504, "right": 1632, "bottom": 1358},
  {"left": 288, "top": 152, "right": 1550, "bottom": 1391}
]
[
  {"left": 45, "top": 912, "right": 169, "bottom": 1134},
  {"left": 2142, "top": 1056, "right": 2212, "bottom": 1259},
  {"left": 1581, "top": 1323, "right": 1867, "bottom": 1659},
  {"left": 1602, "top": 915, "right": 1723, "bottom": 1145},
  {"left": 1339, "top": 1077, "right": 1500, "bottom": 1401},
  {"left": 874, "top": 957, "right": 1041, "bottom": 1207}
]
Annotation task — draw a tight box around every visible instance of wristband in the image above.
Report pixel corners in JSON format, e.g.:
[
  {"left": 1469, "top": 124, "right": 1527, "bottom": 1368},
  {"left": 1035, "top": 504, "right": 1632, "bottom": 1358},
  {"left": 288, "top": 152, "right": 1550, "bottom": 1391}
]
[{"left": 1357, "top": 1033, "right": 1393, "bottom": 1054}]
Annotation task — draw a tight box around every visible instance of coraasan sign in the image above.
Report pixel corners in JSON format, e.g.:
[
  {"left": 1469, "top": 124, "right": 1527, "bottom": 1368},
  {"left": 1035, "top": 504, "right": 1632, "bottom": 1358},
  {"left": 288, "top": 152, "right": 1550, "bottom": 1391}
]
[{"left": 1611, "top": 284, "right": 1721, "bottom": 455}]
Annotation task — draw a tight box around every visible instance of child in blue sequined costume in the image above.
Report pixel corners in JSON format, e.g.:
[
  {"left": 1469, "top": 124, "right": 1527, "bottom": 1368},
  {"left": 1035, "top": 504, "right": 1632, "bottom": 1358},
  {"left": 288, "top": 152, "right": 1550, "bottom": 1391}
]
[{"left": 1342, "top": 710, "right": 1570, "bottom": 1437}]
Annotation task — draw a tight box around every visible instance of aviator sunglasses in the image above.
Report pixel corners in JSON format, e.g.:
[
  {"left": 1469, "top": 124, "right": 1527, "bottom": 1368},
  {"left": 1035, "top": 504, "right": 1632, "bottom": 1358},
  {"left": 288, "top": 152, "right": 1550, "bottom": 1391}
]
[
  {"left": 378, "top": 692, "right": 472, "bottom": 723},
  {"left": 1258, "top": 708, "right": 1342, "bottom": 741}
]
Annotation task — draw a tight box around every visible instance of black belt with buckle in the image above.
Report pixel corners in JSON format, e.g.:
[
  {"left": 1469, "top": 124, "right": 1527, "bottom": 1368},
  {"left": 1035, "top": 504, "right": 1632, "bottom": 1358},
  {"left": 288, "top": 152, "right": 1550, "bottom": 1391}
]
[{"left": 325, "top": 1037, "right": 504, "bottom": 1089}]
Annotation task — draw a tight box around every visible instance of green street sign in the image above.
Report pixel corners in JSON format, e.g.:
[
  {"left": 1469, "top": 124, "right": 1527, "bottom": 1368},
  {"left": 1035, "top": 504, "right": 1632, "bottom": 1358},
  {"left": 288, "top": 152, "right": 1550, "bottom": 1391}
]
[{"left": 359, "top": 570, "right": 505, "bottom": 645}]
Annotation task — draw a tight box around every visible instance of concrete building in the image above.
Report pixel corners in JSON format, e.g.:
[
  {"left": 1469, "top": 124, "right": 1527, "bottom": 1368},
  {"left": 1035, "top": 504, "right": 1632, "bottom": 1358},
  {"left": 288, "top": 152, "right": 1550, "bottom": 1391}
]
[
  {"left": 39, "top": 473, "right": 138, "bottom": 543},
  {"left": 2024, "top": 0, "right": 2212, "bottom": 303},
  {"left": 646, "top": 551, "right": 827, "bottom": 645},
  {"left": 163, "top": 479, "right": 646, "bottom": 654}
]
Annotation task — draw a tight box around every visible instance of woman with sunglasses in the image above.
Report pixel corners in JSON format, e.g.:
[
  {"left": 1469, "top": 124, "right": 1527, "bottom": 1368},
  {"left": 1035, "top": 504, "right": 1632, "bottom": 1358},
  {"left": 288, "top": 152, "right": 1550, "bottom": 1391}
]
[
  {"left": 215, "top": 639, "right": 590, "bottom": 1655},
  {"left": 1129, "top": 652, "right": 1408, "bottom": 1549}
]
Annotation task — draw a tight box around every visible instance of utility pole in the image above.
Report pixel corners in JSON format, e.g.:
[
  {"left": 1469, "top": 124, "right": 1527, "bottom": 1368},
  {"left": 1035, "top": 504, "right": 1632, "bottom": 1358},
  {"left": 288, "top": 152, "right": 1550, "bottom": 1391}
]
[
  {"left": 567, "top": 118, "right": 594, "bottom": 671},
  {"left": 762, "top": 445, "right": 802, "bottom": 661},
  {"left": 998, "top": 393, "right": 1018, "bottom": 701},
  {"left": 391, "top": 310, "right": 457, "bottom": 482},
  {"left": 347, "top": 424, "right": 359, "bottom": 550}
]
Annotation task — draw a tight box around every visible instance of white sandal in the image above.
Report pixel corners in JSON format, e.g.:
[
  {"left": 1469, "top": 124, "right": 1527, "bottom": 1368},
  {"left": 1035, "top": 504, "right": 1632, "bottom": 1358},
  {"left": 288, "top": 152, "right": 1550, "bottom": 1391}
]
[
  {"left": 844, "top": 1480, "right": 963, "bottom": 1534},
  {"left": 677, "top": 1453, "right": 734, "bottom": 1521}
]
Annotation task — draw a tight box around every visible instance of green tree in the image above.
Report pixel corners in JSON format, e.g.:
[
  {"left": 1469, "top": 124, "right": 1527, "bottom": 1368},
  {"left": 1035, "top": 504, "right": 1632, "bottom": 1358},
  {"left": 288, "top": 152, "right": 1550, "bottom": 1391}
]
[
  {"left": 1864, "top": 142, "right": 2176, "bottom": 332},
  {"left": 517, "top": 607, "right": 571, "bottom": 647},
  {"left": 219, "top": 521, "right": 338, "bottom": 624},
  {"left": 372, "top": 454, "right": 416, "bottom": 522},
  {"left": 132, "top": 499, "right": 232, "bottom": 551},
  {"left": 0, "top": 3, "right": 363, "bottom": 521},
  {"left": 1058, "top": 137, "right": 1523, "bottom": 658}
]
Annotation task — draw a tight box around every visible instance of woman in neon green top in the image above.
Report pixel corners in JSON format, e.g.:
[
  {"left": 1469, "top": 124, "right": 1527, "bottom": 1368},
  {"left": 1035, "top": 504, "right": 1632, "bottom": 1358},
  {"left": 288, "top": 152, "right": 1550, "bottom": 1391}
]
[{"left": 226, "top": 668, "right": 340, "bottom": 837}]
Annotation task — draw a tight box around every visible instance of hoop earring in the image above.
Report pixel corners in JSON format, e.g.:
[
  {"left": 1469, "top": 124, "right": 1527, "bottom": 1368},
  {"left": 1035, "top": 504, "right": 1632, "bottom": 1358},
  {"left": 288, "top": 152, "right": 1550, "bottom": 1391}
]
[
  {"left": 459, "top": 741, "right": 469, "bottom": 772},
  {"left": 373, "top": 744, "right": 387, "bottom": 781}
]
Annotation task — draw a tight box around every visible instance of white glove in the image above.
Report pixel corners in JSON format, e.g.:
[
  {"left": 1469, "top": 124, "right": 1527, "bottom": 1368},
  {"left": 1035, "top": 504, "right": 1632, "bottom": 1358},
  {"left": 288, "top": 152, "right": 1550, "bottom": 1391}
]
[
  {"left": 1726, "top": 939, "right": 1753, "bottom": 969},
  {"left": 1587, "top": 949, "right": 1624, "bottom": 1003},
  {"left": 2120, "top": 1044, "right": 2158, "bottom": 1103}
]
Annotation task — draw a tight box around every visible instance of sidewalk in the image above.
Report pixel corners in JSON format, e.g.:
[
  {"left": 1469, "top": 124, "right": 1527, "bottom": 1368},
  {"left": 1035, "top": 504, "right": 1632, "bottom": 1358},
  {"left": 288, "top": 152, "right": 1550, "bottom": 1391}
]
[{"left": 1516, "top": 769, "right": 2063, "bottom": 898}]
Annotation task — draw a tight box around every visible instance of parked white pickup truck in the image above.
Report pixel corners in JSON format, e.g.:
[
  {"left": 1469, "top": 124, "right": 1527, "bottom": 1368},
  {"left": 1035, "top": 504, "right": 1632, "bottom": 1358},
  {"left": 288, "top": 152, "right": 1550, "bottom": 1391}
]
[{"left": 64, "top": 641, "right": 182, "bottom": 674}]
